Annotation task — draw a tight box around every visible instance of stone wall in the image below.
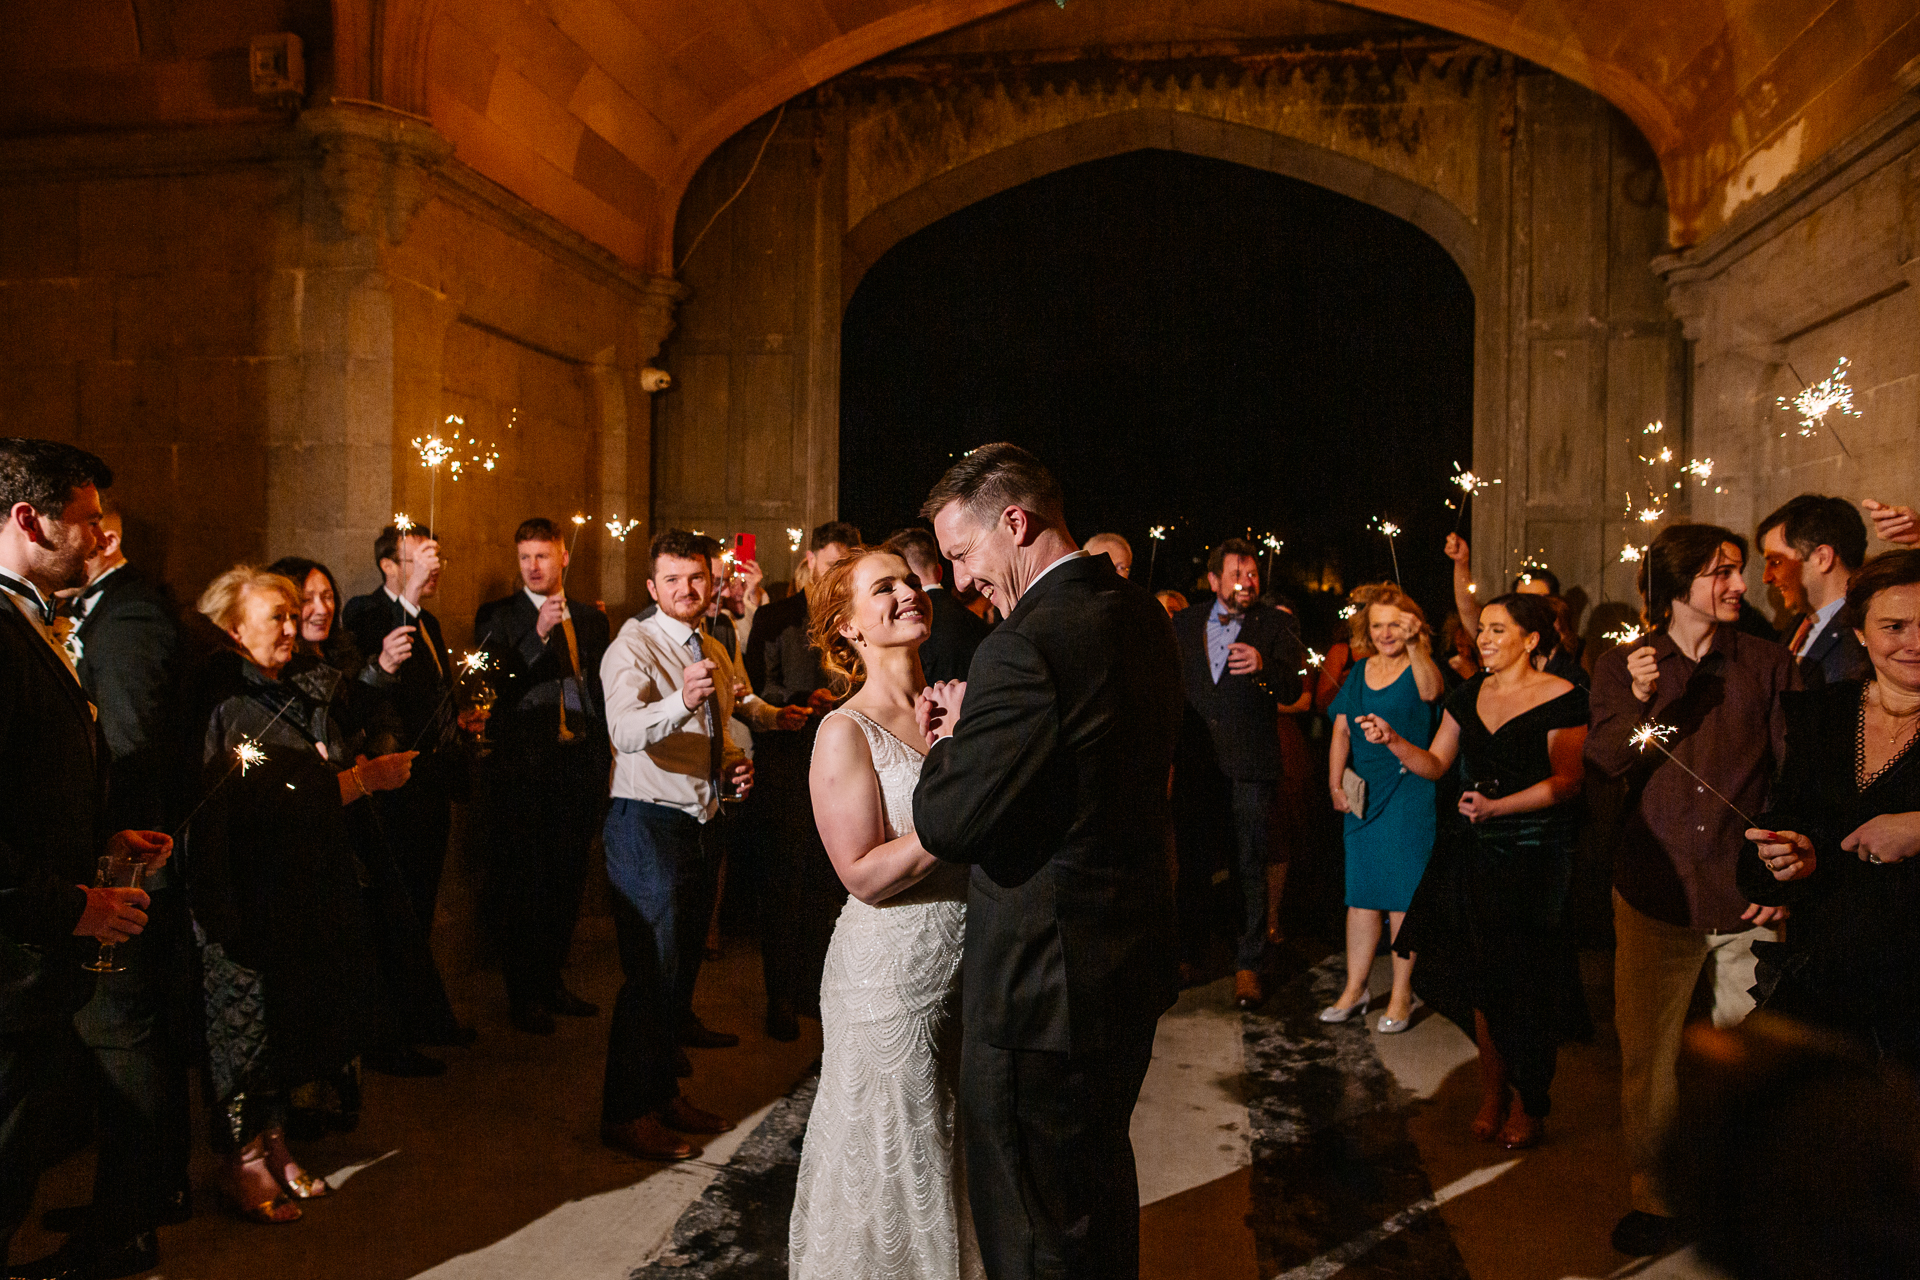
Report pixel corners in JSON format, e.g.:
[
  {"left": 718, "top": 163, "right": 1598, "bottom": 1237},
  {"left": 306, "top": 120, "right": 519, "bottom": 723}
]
[
  {"left": 1662, "top": 95, "right": 1920, "bottom": 628},
  {"left": 0, "top": 106, "right": 678, "bottom": 646}
]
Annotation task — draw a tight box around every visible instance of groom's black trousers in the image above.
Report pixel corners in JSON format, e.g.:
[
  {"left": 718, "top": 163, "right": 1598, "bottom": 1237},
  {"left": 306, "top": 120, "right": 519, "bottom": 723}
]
[{"left": 961, "top": 1021, "right": 1158, "bottom": 1280}]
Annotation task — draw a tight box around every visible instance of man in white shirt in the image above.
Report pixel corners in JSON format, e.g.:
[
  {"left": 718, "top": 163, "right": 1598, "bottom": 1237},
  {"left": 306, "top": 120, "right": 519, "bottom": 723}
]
[
  {"left": 1758, "top": 494, "right": 1869, "bottom": 688},
  {"left": 598, "top": 530, "right": 781, "bottom": 1161}
]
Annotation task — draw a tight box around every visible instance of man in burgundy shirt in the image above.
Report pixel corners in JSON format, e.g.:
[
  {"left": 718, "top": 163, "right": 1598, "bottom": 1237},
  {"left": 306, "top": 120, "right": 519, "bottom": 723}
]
[{"left": 1586, "top": 523, "right": 1798, "bottom": 1258}]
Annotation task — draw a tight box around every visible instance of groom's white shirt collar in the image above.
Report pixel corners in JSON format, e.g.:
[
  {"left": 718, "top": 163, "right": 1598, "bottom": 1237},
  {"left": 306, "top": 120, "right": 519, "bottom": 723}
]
[{"left": 1021, "top": 549, "right": 1089, "bottom": 602}]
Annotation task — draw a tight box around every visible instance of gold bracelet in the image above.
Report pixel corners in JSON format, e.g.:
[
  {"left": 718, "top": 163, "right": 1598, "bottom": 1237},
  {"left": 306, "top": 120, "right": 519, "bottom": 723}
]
[{"left": 350, "top": 765, "right": 371, "bottom": 799}]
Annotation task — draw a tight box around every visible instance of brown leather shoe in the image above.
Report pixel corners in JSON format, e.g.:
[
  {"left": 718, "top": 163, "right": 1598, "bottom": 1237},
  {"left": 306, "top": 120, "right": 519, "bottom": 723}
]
[
  {"left": 602, "top": 1116, "right": 698, "bottom": 1161},
  {"left": 1234, "top": 969, "right": 1265, "bottom": 1010},
  {"left": 661, "top": 1097, "right": 732, "bottom": 1135}
]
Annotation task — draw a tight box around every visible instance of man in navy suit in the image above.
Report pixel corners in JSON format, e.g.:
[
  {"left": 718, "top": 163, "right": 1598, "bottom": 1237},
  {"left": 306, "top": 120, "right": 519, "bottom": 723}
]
[
  {"left": 1758, "top": 494, "right": 1869, "bottom": 688},
  {"left": 473, "top": 518, "right": 612, "bottom": 1035},
  {"left": 1170, "top": 537, "right": 1307, "bottom": 1009}
]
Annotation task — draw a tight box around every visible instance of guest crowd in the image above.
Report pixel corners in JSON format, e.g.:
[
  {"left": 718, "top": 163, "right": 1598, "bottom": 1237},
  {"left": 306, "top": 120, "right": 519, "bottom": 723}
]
[{"left": 3, "top": 429, "right": 1919, "bottom": 1277}]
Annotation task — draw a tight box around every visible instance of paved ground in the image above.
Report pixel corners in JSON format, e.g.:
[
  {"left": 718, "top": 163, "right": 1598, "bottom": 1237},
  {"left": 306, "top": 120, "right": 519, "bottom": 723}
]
[{"left": 15, "top": 916, "right": 1665, "bottom": 1279}]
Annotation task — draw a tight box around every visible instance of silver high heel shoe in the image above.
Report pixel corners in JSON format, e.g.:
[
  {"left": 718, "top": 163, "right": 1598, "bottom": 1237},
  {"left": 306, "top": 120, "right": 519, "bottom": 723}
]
[
  {"left": 1317, "top": 992, "right": 1371, "bottom": 1023},
  {"left": 1375, "top": 998, "right": 1424, "bottom": 1034}
]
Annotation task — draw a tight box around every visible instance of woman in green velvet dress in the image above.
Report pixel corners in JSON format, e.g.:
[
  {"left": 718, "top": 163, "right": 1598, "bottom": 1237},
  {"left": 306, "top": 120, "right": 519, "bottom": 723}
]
[{"left": 1357, "top": 593, "right": 1587, "bottom": 1150}]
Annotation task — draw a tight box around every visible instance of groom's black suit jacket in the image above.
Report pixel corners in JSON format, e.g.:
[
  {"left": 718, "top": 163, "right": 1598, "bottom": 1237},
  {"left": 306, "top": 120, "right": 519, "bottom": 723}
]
[{"left": 913, "top": 554, "right": 1183, "bottom": 1053}]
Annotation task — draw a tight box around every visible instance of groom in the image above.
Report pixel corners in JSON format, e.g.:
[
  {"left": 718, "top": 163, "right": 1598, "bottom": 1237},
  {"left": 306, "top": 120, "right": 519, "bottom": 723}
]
[{"left": 913, "top": 443, "right": 1183, "bottom": 1279}]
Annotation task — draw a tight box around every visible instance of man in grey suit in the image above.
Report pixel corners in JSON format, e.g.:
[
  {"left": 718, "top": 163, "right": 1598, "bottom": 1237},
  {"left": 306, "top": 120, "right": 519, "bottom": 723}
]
[{"left": 913, "top": 443, "right": 1183, "bottom": 1280}]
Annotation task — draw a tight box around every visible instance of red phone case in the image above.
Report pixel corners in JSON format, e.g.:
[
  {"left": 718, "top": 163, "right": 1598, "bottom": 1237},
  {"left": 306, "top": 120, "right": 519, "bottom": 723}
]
[{"left": 734, "top": 532, "right": 756, "bottom": 564}]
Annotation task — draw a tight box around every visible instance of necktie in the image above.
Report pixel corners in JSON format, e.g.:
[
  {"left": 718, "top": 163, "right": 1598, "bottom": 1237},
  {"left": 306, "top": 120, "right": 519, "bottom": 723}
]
[
  {"left": 686, "top": 630, "right": 723, "bottom": 790},
  {"left": 557, "top": 600, "right": 582, "bottom": 742},
  {"left": 1789, "top": 614, "right": 1813, "bottom": 656}
]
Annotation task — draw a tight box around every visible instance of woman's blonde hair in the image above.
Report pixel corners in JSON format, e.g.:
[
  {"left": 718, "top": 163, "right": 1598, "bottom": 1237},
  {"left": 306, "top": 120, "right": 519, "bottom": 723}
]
[
  {"left": 1347, "top": 582, "right": 1428, "bottom": 657},
  {"left": 805, "top": 545, "right": 907, "bottom": 693},
  {"left": 197, "top": 565, "right": 301, "bottom": 633}
]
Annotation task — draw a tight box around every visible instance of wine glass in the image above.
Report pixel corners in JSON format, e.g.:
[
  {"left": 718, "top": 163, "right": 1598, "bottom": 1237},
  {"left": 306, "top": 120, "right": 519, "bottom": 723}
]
[
  {"left": 467, "top": 678, "right": 496, "bottom": 747},
  {"left": 82, "top": 853, "right": 148, "bottom": 974}
]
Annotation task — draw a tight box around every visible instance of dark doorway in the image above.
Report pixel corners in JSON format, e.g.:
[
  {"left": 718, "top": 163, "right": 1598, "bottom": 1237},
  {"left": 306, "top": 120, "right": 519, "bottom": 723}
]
[{"left": 840, "top": 147, "right": 1474, "bottom": 632}]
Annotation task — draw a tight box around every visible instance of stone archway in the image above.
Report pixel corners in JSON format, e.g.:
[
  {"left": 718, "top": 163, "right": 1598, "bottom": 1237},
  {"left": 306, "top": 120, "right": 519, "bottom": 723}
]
[
  {"left": 842, "top": 106, "right": 1480, "bottom": 310},
  {"left": 657, "top": 53, "right": 1685, "bottom": 619}
]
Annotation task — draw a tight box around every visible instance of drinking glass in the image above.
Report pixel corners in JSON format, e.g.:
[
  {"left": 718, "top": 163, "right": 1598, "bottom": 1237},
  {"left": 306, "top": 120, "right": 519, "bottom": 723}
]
[{"left": 82, "top": 853, "right": 148, "bottom": 974}]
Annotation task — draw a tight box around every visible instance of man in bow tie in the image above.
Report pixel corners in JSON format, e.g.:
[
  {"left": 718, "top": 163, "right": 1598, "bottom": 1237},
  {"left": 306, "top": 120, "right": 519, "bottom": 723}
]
[{"left": 0, "top": 438, "right": 173, "bottom": 1279}]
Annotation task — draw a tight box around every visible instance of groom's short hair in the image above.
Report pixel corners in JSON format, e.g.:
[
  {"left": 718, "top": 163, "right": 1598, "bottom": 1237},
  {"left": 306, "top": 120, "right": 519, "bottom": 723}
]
[{"left": 920, "top": 442, "right": 1065, "bottom": 528}]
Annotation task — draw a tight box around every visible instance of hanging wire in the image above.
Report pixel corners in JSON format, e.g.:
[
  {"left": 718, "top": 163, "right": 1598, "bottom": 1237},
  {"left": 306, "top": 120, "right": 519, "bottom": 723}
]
[{"left": 676, "top": 103, "right": 787, "bottom": 274}]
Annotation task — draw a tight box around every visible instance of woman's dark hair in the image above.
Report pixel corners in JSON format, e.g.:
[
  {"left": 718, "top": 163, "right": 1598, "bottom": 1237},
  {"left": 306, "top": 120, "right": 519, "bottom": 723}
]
[
  {"left": 1641, "top": 523, "right": 1747, "bottom": 631},
  {"left": 266, "top": 555, "right": 341, "bottom": 649},
  {"left": 1841, "top": 549, "right": 1920, "bottom": 632},
  {"left": 1480, "top": 592, "right": 1560, "bottom": 665}
]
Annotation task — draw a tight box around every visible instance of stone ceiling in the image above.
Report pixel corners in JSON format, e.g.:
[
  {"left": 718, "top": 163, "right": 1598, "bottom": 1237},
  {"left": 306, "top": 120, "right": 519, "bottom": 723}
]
[{"left": 3, "top": 0, "right": 1916, "bottom": 270}]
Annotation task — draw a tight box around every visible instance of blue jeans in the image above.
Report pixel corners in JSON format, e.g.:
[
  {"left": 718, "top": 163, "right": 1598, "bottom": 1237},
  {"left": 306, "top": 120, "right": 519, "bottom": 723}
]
[{"left": 600, "top": 798, "right": 723, "bottom": 1126}]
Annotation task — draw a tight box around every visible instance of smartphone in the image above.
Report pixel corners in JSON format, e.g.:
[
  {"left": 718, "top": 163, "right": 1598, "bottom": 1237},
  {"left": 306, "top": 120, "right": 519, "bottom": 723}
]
[{"left": 733, "top": 532, "right": 756, "bottom": 565}]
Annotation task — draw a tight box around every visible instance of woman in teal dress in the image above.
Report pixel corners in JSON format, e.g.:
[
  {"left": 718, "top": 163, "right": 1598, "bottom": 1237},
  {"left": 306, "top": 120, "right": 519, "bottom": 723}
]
[
  {"left": 1323, "top": 585, "right": 1444, "bottom": 1032},
  {"left": 1360, "top": 593, "right": 1587, "bottom": 1150}
]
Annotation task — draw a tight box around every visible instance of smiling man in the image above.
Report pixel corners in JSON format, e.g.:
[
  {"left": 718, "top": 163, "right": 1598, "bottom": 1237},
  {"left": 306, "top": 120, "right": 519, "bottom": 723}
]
[
  {"left": 1757, "top": 493, "right": 1870, "bottom": 688},
  {"left": 1585, "top": 523, "right": 1799, "bottom": 1258},
  {"left": 597, "top": 530, "right": 789, "bottom": 1162}
]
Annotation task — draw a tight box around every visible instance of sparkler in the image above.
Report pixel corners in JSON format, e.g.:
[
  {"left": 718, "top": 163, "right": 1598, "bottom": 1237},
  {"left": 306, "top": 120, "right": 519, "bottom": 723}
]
[
  {"left": 1629, "top": 723, "right": 1755, "bottom": 826},
  {"left": 1372, "top": 517, "right": 1402, "bottom": 585},
  {"left": 1297, "top": 645, "right": 1326, "bottom": 677},
  {"left": 412, "top": 429, "right": 455, "bottom": 536},
  {"left": 1261, "top": 533, "right": 1283, "bottom": 582},
  {"left": 410, "top": 643, "right": 496, "bottom": 753},
  {"left": 411, "top": 414, "right": 502, "bottom": 536},
  {"left": 1147, "top": 525, "right": 1168, "bottom": 588},
  {"left": 787, "top": 527, "right": 804, "bottom": 553},
  {"left": 1338, "top": 603, "right": 1359, "bottom": 621},
  {"left": 1449, "top": 463, "right": 1501, "bottom": 533},
  {"left": 1603, "top": 624, "right": 1644, "bottom": 647},
  {"left": 1777, "top": 358, "right": 1859, "bottom": 457},
  {"left": 170, "top": 697, "right": 296, "bottom": 837},
  {"left": 604, "top": 517, "right": 642, "bottom": 542}
]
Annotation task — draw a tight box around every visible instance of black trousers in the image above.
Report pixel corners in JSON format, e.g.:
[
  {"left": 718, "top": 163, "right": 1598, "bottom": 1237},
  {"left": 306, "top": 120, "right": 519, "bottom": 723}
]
[
  {"left": 600, "top": 799, "right": 722, "bottom": 1127},
  {"left": 961, "top": 1022, "right": 1158, "bottom": 1280},
  {"left": 71, "top": 886, "right": 193, "bottom": 1243},
  {"left": 483, "top": 739, "right": 608, "bottom": 1010},
  {"left": 0, "top": 1018, "right": 84, "bottom": 1261},
  {"left": 754, "top": 745, "right": 839, "bottom": 1020},
  {"left": 374, "top": 783, "right": 453, "bottom": 930}
]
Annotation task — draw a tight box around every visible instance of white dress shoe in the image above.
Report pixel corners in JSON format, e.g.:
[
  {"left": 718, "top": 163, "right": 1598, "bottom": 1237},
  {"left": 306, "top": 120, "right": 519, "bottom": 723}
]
[{"left": 1316, "top": 993, "right": 1371, "bottom": 1023}]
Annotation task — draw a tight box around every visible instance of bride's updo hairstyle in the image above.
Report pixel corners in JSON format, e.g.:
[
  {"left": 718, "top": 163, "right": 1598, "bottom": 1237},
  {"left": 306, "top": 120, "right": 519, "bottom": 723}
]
[{"left": 806, "top": 545, "right": 888, "bottom": 694}]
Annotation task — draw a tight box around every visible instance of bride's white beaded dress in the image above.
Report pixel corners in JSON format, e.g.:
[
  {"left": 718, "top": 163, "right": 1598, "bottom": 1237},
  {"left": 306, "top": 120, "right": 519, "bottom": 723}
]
[{"left": 789, "top": 707, "right": 984, "bottom": 1279}]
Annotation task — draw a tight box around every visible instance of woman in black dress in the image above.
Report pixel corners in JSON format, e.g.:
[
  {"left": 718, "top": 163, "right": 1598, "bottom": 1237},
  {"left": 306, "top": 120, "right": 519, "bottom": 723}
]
[
  {"left": 187, "top": 567, "right": 416, "bottom": 1222},
  {"left": 1746, "top": 550, "right": 1920, "bottom": 1071},
  {"left": 1356, "top": 593, "right": 1587, "bottom": 1149}
]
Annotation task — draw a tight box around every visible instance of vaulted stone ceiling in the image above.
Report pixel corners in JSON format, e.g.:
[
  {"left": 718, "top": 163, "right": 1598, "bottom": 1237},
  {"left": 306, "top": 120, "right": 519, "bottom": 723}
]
[{"left": 4, "top": 0, "right": 1916, "bottom": 269}]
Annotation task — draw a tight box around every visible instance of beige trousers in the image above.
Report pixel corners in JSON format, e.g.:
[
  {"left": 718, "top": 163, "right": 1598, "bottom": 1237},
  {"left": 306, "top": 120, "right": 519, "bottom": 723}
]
[{"left": 1612, "top": 890, "right": 1772, "bottom": 1216}]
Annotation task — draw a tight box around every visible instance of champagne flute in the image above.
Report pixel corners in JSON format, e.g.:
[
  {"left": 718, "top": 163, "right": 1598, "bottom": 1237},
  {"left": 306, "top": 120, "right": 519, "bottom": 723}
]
[
  {"left": 467, "top": 678, "right": 496, "bottom": 746},
  {"left": 82, "top": 853, "right": 147, "bottom": 974}
]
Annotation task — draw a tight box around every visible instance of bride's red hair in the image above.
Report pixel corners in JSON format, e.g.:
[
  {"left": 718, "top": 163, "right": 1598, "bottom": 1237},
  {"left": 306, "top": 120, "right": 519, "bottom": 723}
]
[{"left": 805, "top": 545, "right": 896, "bottom": 693}]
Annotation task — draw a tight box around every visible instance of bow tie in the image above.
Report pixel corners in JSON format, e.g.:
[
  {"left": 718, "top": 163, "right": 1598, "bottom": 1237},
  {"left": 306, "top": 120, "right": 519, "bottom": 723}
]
[{"left": 0, "top": 571, "right": 54, "bottom": 625}]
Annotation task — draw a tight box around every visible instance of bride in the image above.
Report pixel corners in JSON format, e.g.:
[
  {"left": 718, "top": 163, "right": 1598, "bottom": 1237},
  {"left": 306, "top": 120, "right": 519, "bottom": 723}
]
[{"left": 789, "top": 545, "right": 983, "bottom": 1280}]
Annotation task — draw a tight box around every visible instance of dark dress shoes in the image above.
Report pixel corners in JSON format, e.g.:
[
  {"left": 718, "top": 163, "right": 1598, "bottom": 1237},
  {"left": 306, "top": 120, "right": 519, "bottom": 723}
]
[
  {"left": 764, "top": 1002, "right": 801, "bottom": 1042},
  {"left": 678, "top": 1017, "right": 740, "bottom": 1049},
  {"left": 1611, "top": 1210, "right": 1677, "bottom": 1257},
  {"left": 363, "top": 1046, "right": 448, "bottom": 1077},
  {"left": 602, "top": 1116, "right": 697, "bottom": 1162},
  {"left": 549, "top": 986, "right": 599, "bottom": 1017},
  {"left": 10, "top": 1231, "right": 158, "bottom": 1280},
  {"left": 511, "top": 1003, "right": 557, "bottom": 1035}
]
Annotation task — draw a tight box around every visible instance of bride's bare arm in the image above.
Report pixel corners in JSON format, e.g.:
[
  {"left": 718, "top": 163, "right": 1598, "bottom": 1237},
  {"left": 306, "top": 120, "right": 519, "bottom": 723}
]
[{"left": 810, "top": 714, "right": 942, "bottom": 905}]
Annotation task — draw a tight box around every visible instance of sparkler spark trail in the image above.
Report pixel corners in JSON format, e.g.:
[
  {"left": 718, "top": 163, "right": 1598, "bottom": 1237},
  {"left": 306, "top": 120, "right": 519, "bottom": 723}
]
[
  {"left": 1603, "top": 624, "right": 1644, "bottom": 646},
  {"left": 234, "top": 741, "right": 266, "bottom": 774},
  {"left": 1145, "top": 524, "right": 1168, "bottom": 587},
  {"left": 1778, "top": 358, "right": 1860, "bottom": 456},
  {"left": 171, "top": 698, "right": 296, "bottom": 837},
  {"left": 604, "top": 517, "right": 642, "bottom": 541},
  {"left": 1630, "top": 723, "right": 1756, "bottom": 826},
  {"left": 1448, "top": 462, "right": 1500, "bottom": 532},
  {"left": 1260, "top": 532, "right": 1284, "bottom": 580}
]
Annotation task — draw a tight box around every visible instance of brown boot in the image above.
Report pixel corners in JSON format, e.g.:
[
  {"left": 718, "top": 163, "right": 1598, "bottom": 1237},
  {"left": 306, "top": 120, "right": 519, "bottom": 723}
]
[
  {"left": 661, "top": 1097, "right": 732, "bottom": 1135},
  {"left": 602, "top": 1115, "right": 698, "bottom": 1161}
]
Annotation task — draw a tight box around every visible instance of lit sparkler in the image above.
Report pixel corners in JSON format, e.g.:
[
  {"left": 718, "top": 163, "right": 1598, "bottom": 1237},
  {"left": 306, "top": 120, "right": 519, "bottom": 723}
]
[
  {"left": 234, "top": 741, "right": 266, "bottom": 774},
  {"left": 1261, "top": 532, "right": 1283, "bottom": 581},
  {"left": 1619, "top": 544, "right": 1644, "bottom": 563},
  {"left": 171, "top": 706, "right": 292, "bottom": 838},
  {"left": 1372, "top": 517, "right": 1403, "bottom": 585},
  {"left": 1449, "top": 463, "right": 1501, "bottom": 533},
  {"left": 1603, "top": 624, "right": 1644, "bottom": 647},
  {"left": 1778, "top": 358, "right": 1860, "bottom": 456},
  {"left": 410, "top": 634, "right": 497, "bottom": 753},
  {"left": 787, "top": 527, "right": 804, "bottom": 553},
  {"left": 605, "top": 517, "right": 642, "bottom": 541},
  {"left": 1630, "top": 722, "right": 1756, "bottom": 826},
  {"left": 1147, "top": 524, "right": 1169, "bottom": 588},
  {"left": 1338, "top": 603, "right": 1359, "bottom": 620}
]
